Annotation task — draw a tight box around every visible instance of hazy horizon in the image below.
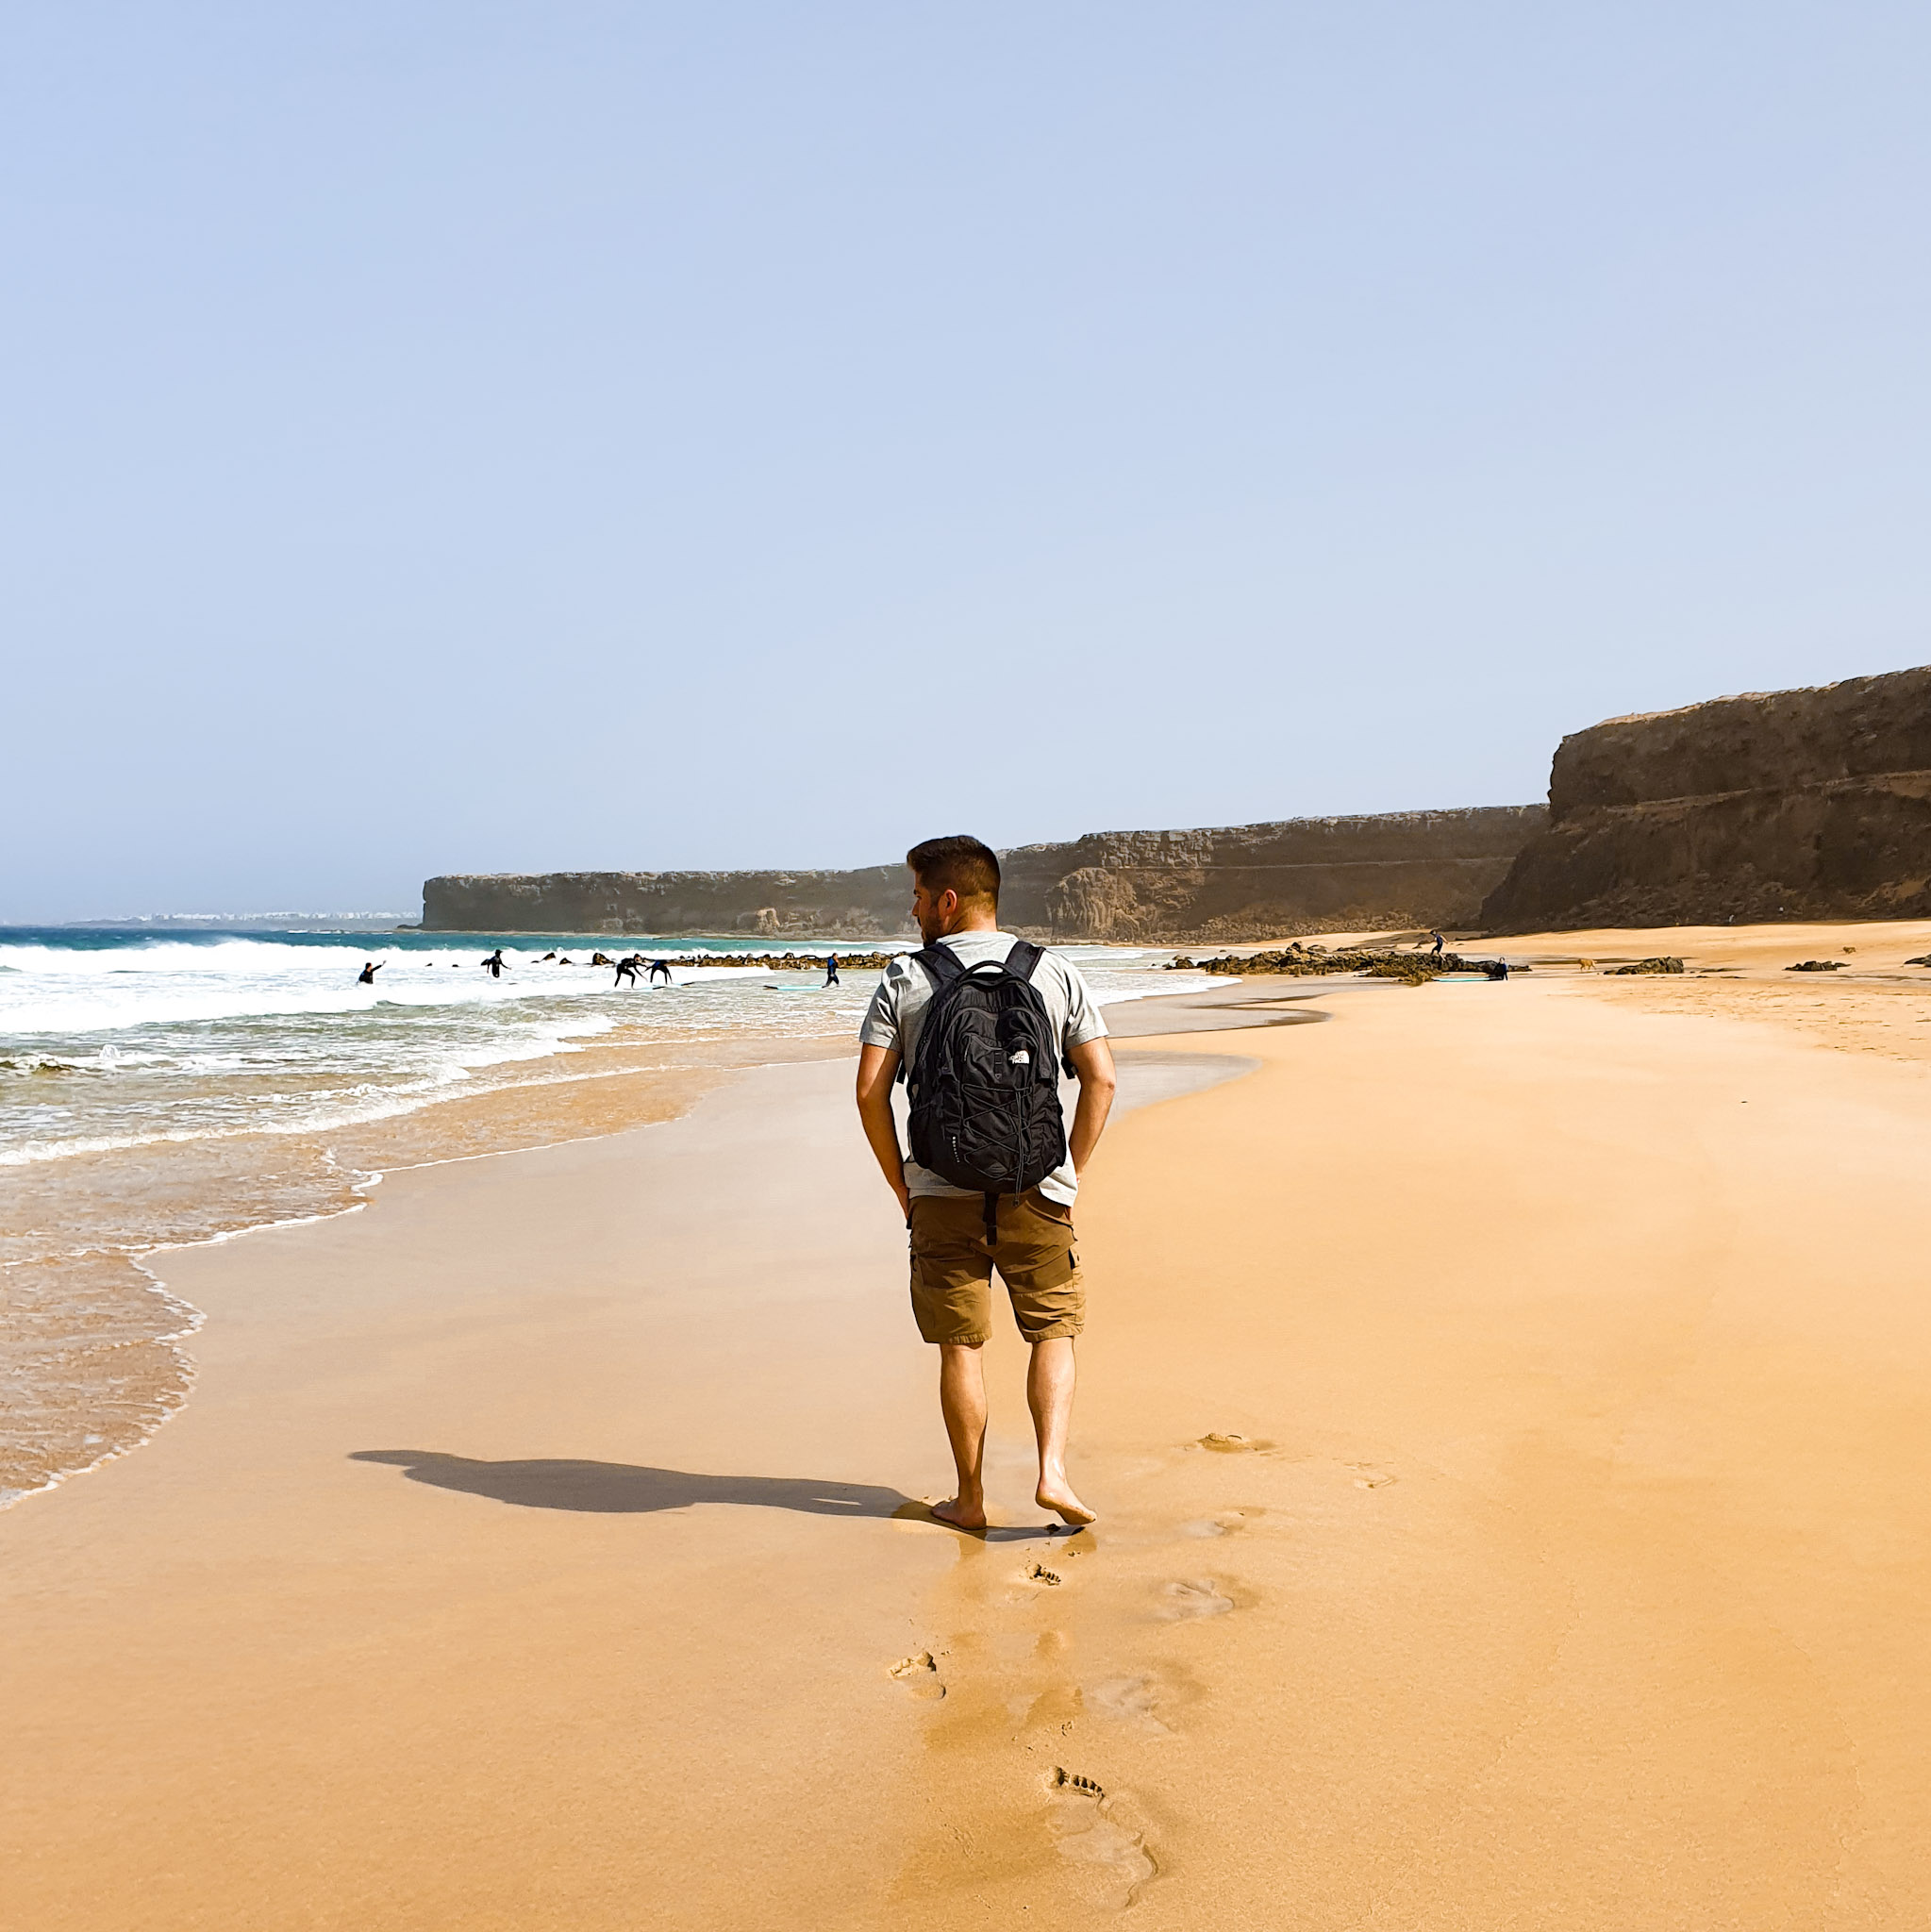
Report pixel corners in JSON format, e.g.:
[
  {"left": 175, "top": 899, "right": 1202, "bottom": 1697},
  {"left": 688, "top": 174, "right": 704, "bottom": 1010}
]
[{"left": 8, "top": 6, "right": 1931, "bottom": 921}]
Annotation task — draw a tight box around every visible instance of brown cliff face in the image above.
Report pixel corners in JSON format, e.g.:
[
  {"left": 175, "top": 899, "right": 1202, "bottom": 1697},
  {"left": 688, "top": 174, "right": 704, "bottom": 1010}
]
[
  {"left": 421, "top": 806, "right": 1545, "bottom": 941},
  {"left": 998, "top": 809, "right": 1546, "bottom": 941},
  {"left": 1480, "top": 666, "right": 1931, "bottom": 930},
  {"left": 421, "top": 867, "right": 914, "bottom": 939}
]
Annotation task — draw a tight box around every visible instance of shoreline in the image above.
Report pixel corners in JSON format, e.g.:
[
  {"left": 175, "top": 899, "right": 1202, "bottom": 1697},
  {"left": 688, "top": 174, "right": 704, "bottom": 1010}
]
[{"left": 0, "top": 966, "right": 1300, "bottom": 1515}]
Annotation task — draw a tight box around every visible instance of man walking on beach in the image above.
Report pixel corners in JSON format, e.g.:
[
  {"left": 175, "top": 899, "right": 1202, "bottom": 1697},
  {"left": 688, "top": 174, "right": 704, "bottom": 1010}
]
[{"left": 856, "top": 835, "right": 1118, "bottom": 1529}]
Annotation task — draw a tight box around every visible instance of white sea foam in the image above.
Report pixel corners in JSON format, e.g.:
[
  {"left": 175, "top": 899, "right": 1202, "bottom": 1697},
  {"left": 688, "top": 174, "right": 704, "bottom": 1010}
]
[
  {"left": 0, "top": 940, "right": 652, "bottom": 1035},
  {"left": 0, "top": 931, "right": 1213, "bottom": 1174}
]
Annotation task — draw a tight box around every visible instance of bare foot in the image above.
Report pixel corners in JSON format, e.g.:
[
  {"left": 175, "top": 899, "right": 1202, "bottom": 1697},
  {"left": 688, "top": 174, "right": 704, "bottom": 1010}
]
[
  {"left": 1037, "top": 1480, "right": 1096, "bottom": 1527},
  {"left": 930, "top": 1495, "right": 988, "bottom": 1531}
]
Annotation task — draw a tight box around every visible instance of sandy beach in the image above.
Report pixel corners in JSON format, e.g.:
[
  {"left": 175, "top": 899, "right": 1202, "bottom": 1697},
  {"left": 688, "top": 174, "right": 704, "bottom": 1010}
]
[{"left": 6, "top": 928, "right": 1931, "bottom": 1927}]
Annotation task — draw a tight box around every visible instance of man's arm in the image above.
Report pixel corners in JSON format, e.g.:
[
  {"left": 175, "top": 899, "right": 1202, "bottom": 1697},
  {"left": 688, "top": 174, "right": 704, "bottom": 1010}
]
[
  {"left": 1066, "top": 1036, "right": 1118, "bottom": 1176},
  {"left": 856, "top": 1042, "right": 909, "bottom": 1219}
]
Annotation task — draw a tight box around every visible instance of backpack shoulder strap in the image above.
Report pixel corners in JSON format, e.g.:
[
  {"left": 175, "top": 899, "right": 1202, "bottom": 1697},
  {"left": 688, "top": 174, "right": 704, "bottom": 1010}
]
[
  {"left": 898, "top": 945, "right": 964, "bottom": 1087},
  {"left": 911, "top": 943, "right": 964, "bottom": 988},
  {"left": 998, "top": 940, "right": 1075, "bottom": 1080},
  {"left": 1003, "top": 940, "right": 1044, "bottom": 981}
]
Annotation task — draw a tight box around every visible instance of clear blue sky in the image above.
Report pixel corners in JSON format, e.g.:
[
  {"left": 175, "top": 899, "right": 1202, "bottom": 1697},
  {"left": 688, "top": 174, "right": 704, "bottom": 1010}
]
[{"left": 6, "top": 4, "right": 1929, "bottom": 920}]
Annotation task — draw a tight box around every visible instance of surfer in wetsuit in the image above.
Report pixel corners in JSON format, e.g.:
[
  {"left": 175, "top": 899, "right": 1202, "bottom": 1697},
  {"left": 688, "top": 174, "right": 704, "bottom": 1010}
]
[
  {"left": 824, "top": 953, "right": 841, "bottom": 987},
  {"left": 647, "top": 957, "right": 674, "bottom": 986},
  {"left": 1429, "top": 931, "right": 1445, "bottom": 958},
  {"left": 482, "top": 949, "right": 507, "bottom": 979},
  {"left": 357, "top": 961, "right": 383, "bottom": 985},
  {"left": 614, "top": 955, "right": 641, "bottom": 988}
]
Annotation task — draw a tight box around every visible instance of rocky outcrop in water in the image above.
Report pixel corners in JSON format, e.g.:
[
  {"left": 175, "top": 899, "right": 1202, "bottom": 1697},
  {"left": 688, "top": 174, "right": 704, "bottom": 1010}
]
[
  {"left": 657, "top": 951, "right": 898, "bottom": 972},
  {"left": 1480, "top": 666, "right": 1931, "bottom": 931},
  {"left": 422, "top": 806, "right": 1545, "bottom": 940}
]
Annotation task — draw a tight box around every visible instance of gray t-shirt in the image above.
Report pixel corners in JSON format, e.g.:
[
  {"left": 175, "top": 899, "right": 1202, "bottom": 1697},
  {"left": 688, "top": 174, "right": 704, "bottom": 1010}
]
[{"left": 859, "top": 930, "right": 1108, "bottom": 1205}]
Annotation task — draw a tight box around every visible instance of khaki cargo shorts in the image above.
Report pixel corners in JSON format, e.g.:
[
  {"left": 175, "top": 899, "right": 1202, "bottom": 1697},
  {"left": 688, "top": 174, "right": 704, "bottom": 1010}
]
[{"left": 907, "top": 1188, "right": 1084, "bottom": 1346}]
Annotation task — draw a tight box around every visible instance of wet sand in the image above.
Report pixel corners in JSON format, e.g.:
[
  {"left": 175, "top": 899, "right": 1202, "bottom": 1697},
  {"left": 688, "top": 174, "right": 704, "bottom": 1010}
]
[{"left": 5, "top": 942, "right": 1930, "bottom": 1926}]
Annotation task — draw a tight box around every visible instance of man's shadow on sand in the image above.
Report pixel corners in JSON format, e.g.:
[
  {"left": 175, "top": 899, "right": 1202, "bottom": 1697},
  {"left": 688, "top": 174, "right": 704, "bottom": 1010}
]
[
  {"left": 350, "top": 1450, "right": 1063, "bottom": 1539},
  {"left": 351, "top": 1449, "right": 920, "bottom": 1518}
]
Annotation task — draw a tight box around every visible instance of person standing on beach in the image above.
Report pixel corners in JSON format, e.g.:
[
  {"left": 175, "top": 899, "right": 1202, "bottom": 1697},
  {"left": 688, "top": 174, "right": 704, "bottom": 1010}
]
[
  {"left": 824, "top": 952, "right": 841, "bottom": 987},
  {"left": 855, "top": 835, "right": 1118, "bottom": 1529},
  {"left": 1430, "top": 930, "right": 1445, "bottom": 958}
]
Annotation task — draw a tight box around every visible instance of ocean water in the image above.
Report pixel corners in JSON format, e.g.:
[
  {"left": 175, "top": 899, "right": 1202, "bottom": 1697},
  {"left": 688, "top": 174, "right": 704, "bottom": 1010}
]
[{"left": 0, "top": 926, "right": 1212, "bottom": 1507}]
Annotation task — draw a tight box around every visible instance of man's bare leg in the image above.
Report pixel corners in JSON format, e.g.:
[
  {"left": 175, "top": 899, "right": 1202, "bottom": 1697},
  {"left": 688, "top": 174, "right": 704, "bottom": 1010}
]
[
  {"left": 1028, "top": 1337, "right": 1095, "bottom": 1525},
  {"left": 931, "top": 1341, "right": 989, "bottom": 1529}
]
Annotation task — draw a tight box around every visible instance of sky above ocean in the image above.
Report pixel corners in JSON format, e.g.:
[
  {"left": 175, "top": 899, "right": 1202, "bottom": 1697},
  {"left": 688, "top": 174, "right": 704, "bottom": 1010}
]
[{"left": 6, "top": 5, "right": 1930, "bottom": 921}]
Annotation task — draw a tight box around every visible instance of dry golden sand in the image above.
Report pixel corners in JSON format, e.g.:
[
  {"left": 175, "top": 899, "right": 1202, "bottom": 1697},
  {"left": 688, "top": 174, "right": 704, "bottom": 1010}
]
[{"left": 4, "top": 927, "right": 1930, "bottom": 1927}]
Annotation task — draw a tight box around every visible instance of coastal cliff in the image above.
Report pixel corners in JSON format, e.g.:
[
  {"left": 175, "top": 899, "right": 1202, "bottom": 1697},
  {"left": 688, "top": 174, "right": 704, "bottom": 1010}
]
[
  {"left": 422, "top": 805, "right": 1545, "bottom": 940},
  {"left": 996, "top": 808, "right": 1545, "bottom": 941},
  {"left": 1480, "top": 666, "right": 1931, "bottom": 929},
  {"left": 421, "top": 867, "right": 912, "bottom": 938}
]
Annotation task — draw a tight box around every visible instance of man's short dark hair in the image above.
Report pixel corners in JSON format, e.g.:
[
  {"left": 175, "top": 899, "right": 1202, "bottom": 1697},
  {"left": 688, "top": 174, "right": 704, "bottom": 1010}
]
[{"left": 907, "top": 834, "right": 1001, "bottom": 908}]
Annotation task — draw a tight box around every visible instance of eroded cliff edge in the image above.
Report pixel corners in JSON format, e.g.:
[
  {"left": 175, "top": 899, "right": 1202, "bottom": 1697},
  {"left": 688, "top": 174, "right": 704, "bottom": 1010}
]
[
  {"left": 422, "top": 805, "right": 1545, "bottom": 941},
  {"left": 1480, "top": 666, "right": 1931, "bottom": 930}
]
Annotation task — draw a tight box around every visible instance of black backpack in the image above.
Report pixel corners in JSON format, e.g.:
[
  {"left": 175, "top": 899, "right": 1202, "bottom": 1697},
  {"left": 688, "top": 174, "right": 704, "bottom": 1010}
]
[{"left": 902, "top": 941, "right": 1073, "bottom": 1221}]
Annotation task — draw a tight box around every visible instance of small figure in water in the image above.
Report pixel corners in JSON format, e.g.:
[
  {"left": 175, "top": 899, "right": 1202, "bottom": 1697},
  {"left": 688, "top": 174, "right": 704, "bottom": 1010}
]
[
  {"left": 482, "top": 950, "right": 508, "bottom": 979},
  {"left": 824, "top": 952, "right": 841, "bottom": 987},
  {"left": 614, "top": 955, "right": 641, "bottom": 988},
  {"left": 1429, "top": 930, "right": 1445, "bottom": 958},
  {"left": 357, "top": 961, "right": 383, "bottom": 985},
  {"left": 647, "top": 958, "right": 674, "bottom": 986}
]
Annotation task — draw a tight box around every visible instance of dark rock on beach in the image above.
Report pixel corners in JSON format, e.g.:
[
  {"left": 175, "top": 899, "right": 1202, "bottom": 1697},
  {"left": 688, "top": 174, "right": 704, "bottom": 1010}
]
[{"left": 1175, "top": 944, "right": 1493, "bottom": 985}]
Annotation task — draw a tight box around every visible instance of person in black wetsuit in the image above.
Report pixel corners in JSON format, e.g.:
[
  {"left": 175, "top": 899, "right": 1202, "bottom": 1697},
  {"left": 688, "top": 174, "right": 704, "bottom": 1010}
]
[
  {"left": 614, "top": 955, "right": 641, "bottom": 988},
  {"left": 482, "top": 950, "right": 507, "bottom": 979},
  {"left": 357, "top": 961, "right": 383, "bottom": 985},
  {"left": 1430, "top": 931, "right": 1445, "bottom": 958},
  {"left": 824, "top": 952, "right": 841, "bottom": 987},
  {"left": 647, "top": 958, "right": 674, "bottom": 986}
]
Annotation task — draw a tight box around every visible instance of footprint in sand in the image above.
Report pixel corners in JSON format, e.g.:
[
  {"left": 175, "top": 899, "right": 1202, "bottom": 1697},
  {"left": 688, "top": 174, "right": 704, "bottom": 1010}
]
[
  {"left": 888, "top": 1651, "right": 946, "bottom": 1701},
  {"left": 1196, "top": 1431, "right": 1273, "bottom": 1455},
  {"left": 1178, "top": 1507, "right": 1263, "bottom": 1539},
  {"left": 1347, "top": 1464, "right": 1398, "bottom": 1489},
  {"left": 1023, "top": 1560, "right": 1065, "bottom": 1588},
  {"left": 1046, "top": 1769, "right": 1157, "bottom": 1906},
  {"left": 1154, "top": 1577, "right": 1235, "bottom": 1621},
  {"left": 1085, "top": 1673, "right": 1173, "bottom": 1737}
]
